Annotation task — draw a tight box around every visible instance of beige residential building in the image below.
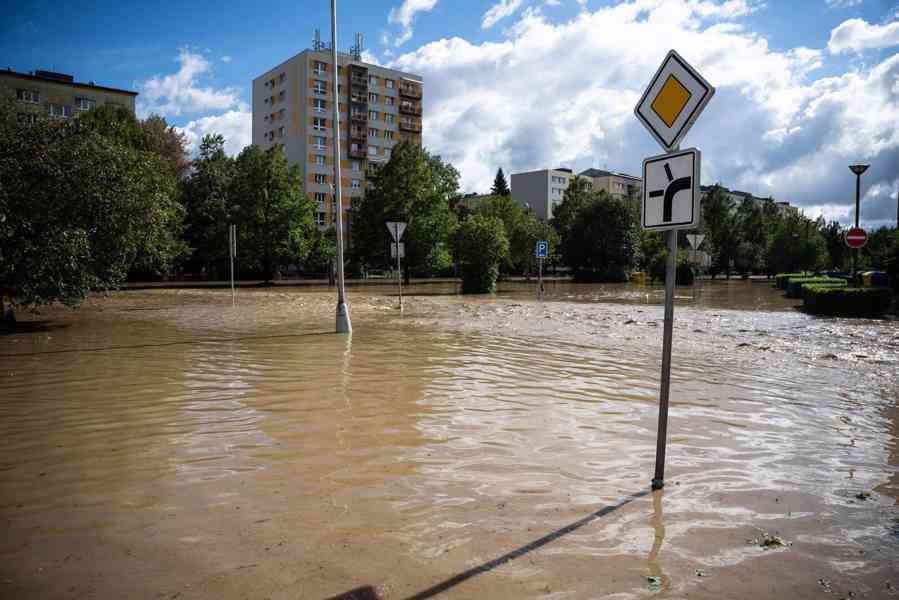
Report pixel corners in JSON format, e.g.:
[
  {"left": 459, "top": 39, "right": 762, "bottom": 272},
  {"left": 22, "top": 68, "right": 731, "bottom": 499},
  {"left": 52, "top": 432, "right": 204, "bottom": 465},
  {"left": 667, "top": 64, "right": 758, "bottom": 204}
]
[
  {"left": 0, "top": 68, "right": 137, "bottom": 122},
  {"left": 252, "top": 47, "right": 423, "bottom": 233},
  {"left": 578, "top": 168, "right": 642, "bottom": 201}
]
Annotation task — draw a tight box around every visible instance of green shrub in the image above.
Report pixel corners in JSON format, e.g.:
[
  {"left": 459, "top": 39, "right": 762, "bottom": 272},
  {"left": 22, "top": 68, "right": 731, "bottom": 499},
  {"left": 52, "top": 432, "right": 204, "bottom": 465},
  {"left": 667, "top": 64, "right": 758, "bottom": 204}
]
[
  {"left": 676, "top": 263, "right": 695, "bottom": 286},
  {"left": 774, "top": 272, "right": 811, "bottom": 289},
  {"left": 453, "top": 214, "right": 509, "bottom": 294},
  {"left": 799, "top": 281, "right": 846, "bottom": 299},
  {"left": 785, "top": 276, "right": 846, "bottom": 298},
  {"left": 803, "top": 286, "right": 893, "bottom": 317}
]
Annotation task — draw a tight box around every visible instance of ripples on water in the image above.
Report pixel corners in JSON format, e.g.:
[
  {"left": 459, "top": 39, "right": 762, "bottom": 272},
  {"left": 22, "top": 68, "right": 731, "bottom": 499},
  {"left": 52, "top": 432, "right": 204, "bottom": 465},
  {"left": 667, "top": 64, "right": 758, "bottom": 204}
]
[{"left": 0, "top": 281, "right": 897, "bottom": 599}]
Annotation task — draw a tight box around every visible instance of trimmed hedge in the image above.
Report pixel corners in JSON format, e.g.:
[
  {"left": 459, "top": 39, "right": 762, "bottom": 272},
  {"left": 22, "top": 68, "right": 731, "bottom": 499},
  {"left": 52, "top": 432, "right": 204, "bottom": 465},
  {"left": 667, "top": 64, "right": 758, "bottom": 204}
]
[
  {"left": 803, "top": 286, "right": 894, "bottom": 317},
  {"left": 785, "top": 276, "right": 847, "bottom": 298},
  {"left": 775, "top": 272, "right": 811, "bottom": 290},
  {"left": 798, "top": 281, "right": 846, "bottom": 299}
]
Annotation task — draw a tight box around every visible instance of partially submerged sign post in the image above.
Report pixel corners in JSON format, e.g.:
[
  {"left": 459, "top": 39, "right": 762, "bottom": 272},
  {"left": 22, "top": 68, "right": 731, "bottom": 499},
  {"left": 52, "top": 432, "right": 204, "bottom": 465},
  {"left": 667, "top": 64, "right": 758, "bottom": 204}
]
[
  {"left": 229, "top": 224, "right": 237, "bottom": 306},
  {"left": 535, "top": 240, "right": 548, "bottom": 299},
  {"left": 635, "top": 50, "right": 715, "bottom": 490},
  {"left": 386, "top": 221, "right": 407, "bottom": 310}
]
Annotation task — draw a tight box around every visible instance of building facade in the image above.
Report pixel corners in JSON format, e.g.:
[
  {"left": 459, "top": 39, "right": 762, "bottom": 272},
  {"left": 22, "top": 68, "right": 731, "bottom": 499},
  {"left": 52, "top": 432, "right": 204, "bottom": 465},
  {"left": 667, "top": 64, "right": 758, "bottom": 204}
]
[
  {"left": 577, "top": 168, "right": 642, "bottom": 202},
  {"left": 509, "top": 168, "right": 575, "bottom": 221},
  {"left": 252, "top": 49, "right": 423, "bottom": 232},
  {"left": 0, "top": 68, "right": 137, "bottom": 122}
]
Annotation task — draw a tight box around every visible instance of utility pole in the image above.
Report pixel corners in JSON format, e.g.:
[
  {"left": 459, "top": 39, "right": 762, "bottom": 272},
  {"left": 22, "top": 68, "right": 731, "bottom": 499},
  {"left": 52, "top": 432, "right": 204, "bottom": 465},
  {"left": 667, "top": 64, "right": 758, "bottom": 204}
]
[
  {"left": 848, "top": 164, "right": 869, "bottom": 278},
  {"left": 331, "top": 0, "right": 351, "bottom": 333}
]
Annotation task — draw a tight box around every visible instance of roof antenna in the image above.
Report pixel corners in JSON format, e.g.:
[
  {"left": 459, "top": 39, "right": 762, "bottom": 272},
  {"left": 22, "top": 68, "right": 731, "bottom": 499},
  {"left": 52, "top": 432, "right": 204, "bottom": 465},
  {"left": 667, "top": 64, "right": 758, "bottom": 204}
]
[
  {"left": 313, "top": 28, "right": 325, "bottom": 51},
  {"left": 350, "top": 33, "right": 364, "bottom": 61}
]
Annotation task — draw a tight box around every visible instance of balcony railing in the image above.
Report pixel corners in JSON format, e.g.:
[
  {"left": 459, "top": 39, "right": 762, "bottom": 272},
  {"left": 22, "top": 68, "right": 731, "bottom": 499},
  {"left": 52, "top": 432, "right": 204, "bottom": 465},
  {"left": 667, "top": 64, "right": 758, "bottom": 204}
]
[
  {"left": 350, "top": 76, "right": 368, "bottom": 88},
  {"left": 399, "top": 121, "right": 422, "bottom": 133},
  {"left": 350, "top": 93, "right": 367, "bottom": 104},
  {"left": 400, "top": 85, "right": 422, "bottom": 99},
  {"left": 399, "top": 103, "right": 422, "bottom": 116},
  {"left": 348, "top": 147, "right": 367, "bottom": 159},
  {"left": 350, "top": 113, "right": 368, "bottom": 123}
]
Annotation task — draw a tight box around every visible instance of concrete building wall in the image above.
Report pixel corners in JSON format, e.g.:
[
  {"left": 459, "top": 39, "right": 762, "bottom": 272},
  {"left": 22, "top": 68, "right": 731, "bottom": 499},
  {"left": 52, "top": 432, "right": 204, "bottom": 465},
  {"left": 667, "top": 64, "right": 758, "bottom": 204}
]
[
  {"left": 0, "top": 69, "right": 137, "bottom": 121},
  {"left": 511, "top": 170, "right": 551, "bottom": 220}
]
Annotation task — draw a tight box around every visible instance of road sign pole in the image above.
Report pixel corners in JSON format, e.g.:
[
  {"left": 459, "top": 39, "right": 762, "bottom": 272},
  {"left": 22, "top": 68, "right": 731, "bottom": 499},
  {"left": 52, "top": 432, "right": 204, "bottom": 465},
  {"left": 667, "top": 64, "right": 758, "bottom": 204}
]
[
  {"left": 652, "top": 228, "right": 678, "bottom": 490},
  {"left": 396, "top": 238, "right": 403, "bottom": 311},
  {"left": 538, "top": 257, "right": 544, "bottom": 299},
  {"left": 229, "top": 224, "right": 236, "bottom": 306},
  {"left": 331, "top": 0, "right": 351, "bottom": 334}
]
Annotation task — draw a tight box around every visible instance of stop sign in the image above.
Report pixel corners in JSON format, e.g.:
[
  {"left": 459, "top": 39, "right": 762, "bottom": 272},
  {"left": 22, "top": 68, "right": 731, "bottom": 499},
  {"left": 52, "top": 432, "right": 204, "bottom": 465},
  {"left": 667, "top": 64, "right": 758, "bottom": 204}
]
[{"left": 845, "top": 227, "right": 867, "bottom": 249}]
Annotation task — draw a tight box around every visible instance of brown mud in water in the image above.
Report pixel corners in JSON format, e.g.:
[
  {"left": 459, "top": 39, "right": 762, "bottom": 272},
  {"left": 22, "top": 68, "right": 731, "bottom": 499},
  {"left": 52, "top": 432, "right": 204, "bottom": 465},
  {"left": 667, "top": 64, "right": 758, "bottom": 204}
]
[{"left": 1, "top": 280, "right": 897, "bottom": 599}]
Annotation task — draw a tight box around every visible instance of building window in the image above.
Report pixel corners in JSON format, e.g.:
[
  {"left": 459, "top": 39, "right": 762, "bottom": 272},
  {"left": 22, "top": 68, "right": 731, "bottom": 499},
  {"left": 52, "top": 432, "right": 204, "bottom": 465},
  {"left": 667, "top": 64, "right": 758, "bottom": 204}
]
[
  {"left": 74, "top": 97, "right": 96, "bottom": 111},
  {"left": 278, "top": 126, "right": 284, "bottom": 138},
  {"left": 384, "top": 130, "right": 395, "bottom": 140},
  {"left": 314, "top": 174, "right": 327, "bottom": 185},
  {"left": 278, "top": 90, "right": 285, "bottom": 102},
  {"left": 368, "top": 110, "right": 378, "bottom": 120},
  {"left": 313, "top": 117, "right": 326, "bottom": 130},
  {"left": 384, "top": 147, "right": 392, "bottom": 160},
  {"left": 314, "top": 192, "right": 327, "bottom": 204},
  {"left": 351, "top": 161, "right": 361, "bottom": 172},
  {"left": 313, "top": 80, "right": 327, "bottom": 95},
  {"left": 368, "top": 92, "right": 378, "bottom": 103},
  {"left": 350, "top": 142, "right": 362, "bottom": 153},
  {"left": 313, "top": 136, "right": 326, "bottom": 149},
  {"left": 315, "top": 212, "right": 326, "bottom": 226},
  {"left": 314, "top": 61, "right": 327, "bottom": 75},
  {"left": 369, "top": 75, "right": 377, "bottom": 87},
  {"left": 17, "top": 112, "right": 37, "bottom": 124},
  {"left": 313, "top": 98, "right": 326, "bottom": 112},
  {"left": 384, "top": 114, "right": 394, "bottom": 123},
  {"left": 16, "top": 89, "right": 39, "bottom": 103},
  {"left": 368, "top": 145, "right": 378, "bottom": 156},
  {"left": 385, "top": 79, "right": 394, "bottom": 89},
  {"left": 314, "top": 155, "right": 326, "bottom": 166},
  {"left": 384, "top": 97, "right": 394, "bottom": 106},
  {"left": 368, "top": 128, "right": 378, "bottom": 138},
  {"left": 48, "top": 104, "right": 72, "bottom": 118},
  {"left": 351, "top": 179, "right": 361, "bottom": 189},
  {"left": 279, "top": 72, "right": 286, "bottom": 84},
  {"left": 278, "top": 108, "right": 285, "bottom": 119}
]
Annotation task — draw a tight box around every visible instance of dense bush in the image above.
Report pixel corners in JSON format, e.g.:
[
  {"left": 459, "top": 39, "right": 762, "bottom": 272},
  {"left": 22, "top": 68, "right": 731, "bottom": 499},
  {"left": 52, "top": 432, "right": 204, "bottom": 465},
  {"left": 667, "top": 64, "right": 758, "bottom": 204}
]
[
  {"left": 676, "top": 263, "right": 695, "bottom": 286},
  {"left": 799, "top": 281, "right": 846, "bottom": 298},
  {"left": 774, "top": 272, "right": 811, "bottom": 290},
  {"left": 453, "top": 215, "right": 509, "bottom": 294},
  {"left": 786, "top": 276, "right": 846, "bottom": 298},
  {"left": 803, "top": 286, "right": 893, "bottom": 316}
]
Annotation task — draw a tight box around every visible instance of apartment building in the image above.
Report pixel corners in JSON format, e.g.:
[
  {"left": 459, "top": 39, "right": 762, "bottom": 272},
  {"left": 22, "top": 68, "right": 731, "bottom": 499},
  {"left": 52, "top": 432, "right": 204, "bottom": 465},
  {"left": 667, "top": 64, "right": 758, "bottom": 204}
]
[
  {"left": 510, "top": 168, "right": 576, "bottom": 221},
  {"left": 700, "top": 185, "right": 798, "bottom": 215},
  {"left": 0, "top": 68, "right": 137, "bottom": 122},
  {"left": 578, "top": 168, "right": 642, "bottom": 201},
  {"left": 252, "top": 48, "right": 423, "bottom": 232}
]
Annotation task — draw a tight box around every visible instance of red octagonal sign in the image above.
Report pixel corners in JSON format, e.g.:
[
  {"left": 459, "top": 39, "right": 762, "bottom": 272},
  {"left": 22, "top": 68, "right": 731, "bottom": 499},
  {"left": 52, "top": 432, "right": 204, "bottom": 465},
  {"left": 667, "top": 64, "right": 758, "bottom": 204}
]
[{"left": 845, "top": 227, "right": 867, "bottom": 249}]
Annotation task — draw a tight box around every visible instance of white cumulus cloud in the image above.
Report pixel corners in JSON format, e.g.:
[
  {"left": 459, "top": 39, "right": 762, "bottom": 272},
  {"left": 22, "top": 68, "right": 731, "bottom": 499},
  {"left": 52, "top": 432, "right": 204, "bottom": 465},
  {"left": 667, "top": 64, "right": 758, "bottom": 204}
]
[
  {"left": 137, "top": 48, "right": 242, "bottom": 118},
  {"left": 177, "top": 110, "right": 251, "bottom": 157},
  {"left": 828, "top": 16, "right": 899, "bottom": 53},
  {"left": 388, "top": 0, "right": 899, "bottom": 227},
  {"left": 482, "top": 0, "right": 525, "bottom": 29},
  {"left": 388, "top": 0, "right": 439, "bottom": 46}
]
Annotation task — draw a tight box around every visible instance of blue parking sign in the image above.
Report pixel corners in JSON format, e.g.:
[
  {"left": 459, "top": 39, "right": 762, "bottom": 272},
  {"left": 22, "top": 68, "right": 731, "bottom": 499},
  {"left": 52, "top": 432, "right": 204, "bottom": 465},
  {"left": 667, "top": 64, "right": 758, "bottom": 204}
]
[{"left": 535, "top": 240, "right": 548, "bottom": 258}]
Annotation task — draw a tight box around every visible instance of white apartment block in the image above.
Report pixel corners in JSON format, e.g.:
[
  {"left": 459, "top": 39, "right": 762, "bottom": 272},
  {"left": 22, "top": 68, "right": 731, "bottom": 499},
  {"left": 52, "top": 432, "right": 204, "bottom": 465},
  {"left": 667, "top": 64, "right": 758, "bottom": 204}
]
[
  {"left": 252, "top": 48, "right": 423, "bottom": 233},
  {"left": 510, "top": 167, "right": 643, "bottom": 221}
]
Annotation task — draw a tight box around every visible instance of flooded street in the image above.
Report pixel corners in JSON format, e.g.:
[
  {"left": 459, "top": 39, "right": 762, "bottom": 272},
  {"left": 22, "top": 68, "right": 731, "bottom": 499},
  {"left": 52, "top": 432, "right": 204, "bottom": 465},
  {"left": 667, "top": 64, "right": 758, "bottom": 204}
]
[{"left": 1, "top": 280, "right": 898, "bottom": 599}]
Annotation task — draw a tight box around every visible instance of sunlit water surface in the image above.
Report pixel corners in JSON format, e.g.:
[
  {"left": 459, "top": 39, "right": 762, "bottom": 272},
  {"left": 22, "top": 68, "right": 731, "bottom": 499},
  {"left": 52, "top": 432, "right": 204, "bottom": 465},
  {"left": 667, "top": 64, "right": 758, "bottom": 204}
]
[{"left": 1, "top": 280, "right": 897, "bottom": 599}]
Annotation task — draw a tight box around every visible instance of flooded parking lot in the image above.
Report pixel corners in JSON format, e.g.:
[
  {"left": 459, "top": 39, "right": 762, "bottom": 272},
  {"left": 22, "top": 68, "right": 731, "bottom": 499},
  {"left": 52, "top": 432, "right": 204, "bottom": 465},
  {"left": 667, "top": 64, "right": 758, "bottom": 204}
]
[{"left": 1, "top": 280, "right": 897, "bottom": 599}]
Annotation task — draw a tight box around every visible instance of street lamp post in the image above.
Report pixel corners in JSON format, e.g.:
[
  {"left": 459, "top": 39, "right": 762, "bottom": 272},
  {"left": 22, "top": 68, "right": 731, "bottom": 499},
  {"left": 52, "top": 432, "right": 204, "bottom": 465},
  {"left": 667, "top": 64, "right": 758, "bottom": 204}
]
[
  {"left": 848, "top": 163, "right": 869, "bottom": 278},
  {"left": 331, "top": 0, "right": 351, "bottom": 333}
]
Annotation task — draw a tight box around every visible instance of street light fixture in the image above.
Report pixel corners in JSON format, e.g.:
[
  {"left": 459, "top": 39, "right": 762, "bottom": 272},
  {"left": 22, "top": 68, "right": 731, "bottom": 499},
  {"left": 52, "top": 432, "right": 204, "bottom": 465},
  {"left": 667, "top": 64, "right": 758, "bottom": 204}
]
[{"left": 848, "top": 163, "right": 869, "bottom": 229}]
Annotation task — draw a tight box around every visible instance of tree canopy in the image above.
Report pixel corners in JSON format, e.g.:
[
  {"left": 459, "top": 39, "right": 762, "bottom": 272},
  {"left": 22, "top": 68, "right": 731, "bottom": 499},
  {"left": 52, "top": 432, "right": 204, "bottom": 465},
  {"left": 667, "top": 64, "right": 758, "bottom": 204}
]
[{"left": 491, "top": 168, "right": 510, "bottom": 196}]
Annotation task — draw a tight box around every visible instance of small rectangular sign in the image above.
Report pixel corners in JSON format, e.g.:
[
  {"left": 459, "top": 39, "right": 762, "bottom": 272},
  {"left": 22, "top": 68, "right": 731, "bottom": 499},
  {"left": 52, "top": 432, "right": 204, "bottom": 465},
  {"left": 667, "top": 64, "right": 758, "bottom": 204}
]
[
  {"left": 535, "top": 240, "right": 548, "bottom": 258},
  {"left": 390, "top": 241, "right": 405, "bottom": 259},
  {"left": 641, "top": 148, "right": 701, "bottom": 231}
]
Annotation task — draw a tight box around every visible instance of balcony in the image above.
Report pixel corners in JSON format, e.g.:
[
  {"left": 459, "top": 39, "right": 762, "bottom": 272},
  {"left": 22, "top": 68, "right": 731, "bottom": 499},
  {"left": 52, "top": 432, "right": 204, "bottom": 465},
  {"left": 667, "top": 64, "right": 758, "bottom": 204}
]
[
  {"left": 399, "top": 121, "right": 422, "bottom": 133},
  {"left": 350, "top": 93, "right": 368, "bottom": 104},
  {"left": 399, "top": 102, "right": 422, "bottom": 116},
  {"left": 350, "top": 112, "right": 368, "bottom": 123},
  {"left": 349, "top": 147, "right": 367, "bottom": 159},
  {"left": 400, "top": 85, "right": 422, "bottom": 99},
  {"left": 349, "top": 128, "right": 367, "bottom": 142},
  {"left": 350, "top": 75, "right": 368, "bottom": 89},
  {"left": 365, "top": 164, "right": 380, "bottom": 179}
]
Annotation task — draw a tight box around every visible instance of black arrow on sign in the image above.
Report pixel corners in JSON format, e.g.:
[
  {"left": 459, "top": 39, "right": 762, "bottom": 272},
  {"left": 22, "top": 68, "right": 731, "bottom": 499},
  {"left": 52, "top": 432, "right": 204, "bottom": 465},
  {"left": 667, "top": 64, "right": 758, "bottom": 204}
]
[{"left": 648, "top": 162, "right": 692, "bottom": 222}]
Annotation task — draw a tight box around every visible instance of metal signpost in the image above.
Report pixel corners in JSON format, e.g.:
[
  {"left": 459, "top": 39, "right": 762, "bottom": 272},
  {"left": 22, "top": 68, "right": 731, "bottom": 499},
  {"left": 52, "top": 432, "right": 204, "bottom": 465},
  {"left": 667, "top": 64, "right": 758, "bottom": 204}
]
[
  {"left": 331, "top": 0, "right": 351, "bottom": 334},
  {"left": 229, "top": 224, "right": 237, "bottom": 306},
  {"left": 848, "top": 164, "right": 869, "bottom": 276},
  {"left": 635, "top": 50, "right": 715, "bottom": 490},
  {"left": 535, "top": 240, "right": 548, "bottom": 299},
  {"left": 386, "top": 221, "right": 407, "bottom": 310}
]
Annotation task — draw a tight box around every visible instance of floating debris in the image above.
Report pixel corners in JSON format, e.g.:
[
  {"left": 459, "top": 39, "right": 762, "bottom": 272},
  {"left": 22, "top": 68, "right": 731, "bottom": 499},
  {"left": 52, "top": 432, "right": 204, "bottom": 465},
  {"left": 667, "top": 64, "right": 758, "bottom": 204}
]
[
  {"left": 695, "top": 568, "right": 706, "bottom": 577},
  {"left": 647, "top": 576, "right": 661, "bottom": 590},
  {"left": 855, "top": 491, "right": 872, "bottom": 501},
  {"left": 749, "top": 531, "right": 791, "bottom": 549},
  {"left": 818, "top": 578, "right": 833, "bottom": 592}
]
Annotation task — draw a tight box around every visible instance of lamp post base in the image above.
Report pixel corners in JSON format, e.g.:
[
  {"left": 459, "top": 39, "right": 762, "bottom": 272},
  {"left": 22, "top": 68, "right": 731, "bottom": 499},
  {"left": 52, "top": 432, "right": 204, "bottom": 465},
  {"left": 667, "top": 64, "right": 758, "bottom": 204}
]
[
  {"left": 651, "top": 478, "right": 665, "bottom": 490},
  {"left": 336, "top": 302, "right": 352, "bottom": 334}
]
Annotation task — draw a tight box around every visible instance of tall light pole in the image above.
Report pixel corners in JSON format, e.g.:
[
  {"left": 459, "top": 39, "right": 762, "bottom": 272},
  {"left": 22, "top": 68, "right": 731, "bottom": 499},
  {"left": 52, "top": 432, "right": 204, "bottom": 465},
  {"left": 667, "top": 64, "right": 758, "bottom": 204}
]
[
  {"left": 331, "top": 0, "right": 351, "bottom": 333},
  {"left": 849, "top": 164, "right": 869, "bottom": 228}
]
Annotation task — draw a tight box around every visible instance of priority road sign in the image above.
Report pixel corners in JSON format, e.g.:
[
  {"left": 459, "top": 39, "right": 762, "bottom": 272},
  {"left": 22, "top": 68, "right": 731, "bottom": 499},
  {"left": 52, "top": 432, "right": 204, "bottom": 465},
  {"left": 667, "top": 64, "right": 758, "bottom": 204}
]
[
  {"left": 845, "top": 227, "right": 867, "bottom": 249},
  {"left": 635, "top": 50, "right": 715, "bottom": 152},
  {"left": 386, "top": 221, "right": 407, "bottom": 242},
  {"left": 535, "top": 240, "right": 548, "bottom": 258},
  {"left": 642, "top": 148, "right": 701, "bottom": 231}
]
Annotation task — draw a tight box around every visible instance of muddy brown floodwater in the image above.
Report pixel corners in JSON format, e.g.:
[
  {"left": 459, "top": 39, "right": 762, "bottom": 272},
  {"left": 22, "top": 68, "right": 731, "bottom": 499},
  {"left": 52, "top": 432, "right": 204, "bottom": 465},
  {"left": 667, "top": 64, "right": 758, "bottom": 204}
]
[{"left": 1, "top": 280, "right": 898, "bottom": 600}]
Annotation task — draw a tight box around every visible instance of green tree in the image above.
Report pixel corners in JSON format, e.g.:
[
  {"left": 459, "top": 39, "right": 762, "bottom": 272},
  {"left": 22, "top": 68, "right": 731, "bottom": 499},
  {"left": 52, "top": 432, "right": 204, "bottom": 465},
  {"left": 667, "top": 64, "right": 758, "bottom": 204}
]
[
  {"left": 883, "top": 231, "right": 899, "bottom": 292},
  {"left": 351, "top": 141, "right": 458, "bottom": 279},
  {"left": 306, "top": 227, "right": 337, "bottom": 281},
  {"left": 0, "top": 99, "right": 185, "bottom": 319},
  {"left": 229, "top": 145, "right": 315, "bottom": 283},
  {"left": 491, "top": 167, "right": 510, "bottom": 196},
  {"left": 565, "top": 191, "right": 638, "bottom": 282},
  {"left": 860, "top": 226, "right": 898, "bottom": 270},
  {"left": 477, "top": 194, "right": 524, "bottom": 273},
  {"left": 511, "top": 213, "right": 560, "bottom": 277},
  {"left": 766, "top": 212, "right": 827, "bottom": 274},
  {"left": 701, "top": 186, "right": 738, "bottom": 278},
  {"left": 551, "top": 175, "right": 592, "bottom": 267},
  {"left": 734, "top": 196, "right": 766, "bottom": 276},
  {"left": 180, "top": 134, "right": 236, "bottom": 278},
  {"left": 453, "top": 214, "right": 509, "bottom": 293},
  {"left": 820, "top": 220, "right": 848, "bottom": 271}
]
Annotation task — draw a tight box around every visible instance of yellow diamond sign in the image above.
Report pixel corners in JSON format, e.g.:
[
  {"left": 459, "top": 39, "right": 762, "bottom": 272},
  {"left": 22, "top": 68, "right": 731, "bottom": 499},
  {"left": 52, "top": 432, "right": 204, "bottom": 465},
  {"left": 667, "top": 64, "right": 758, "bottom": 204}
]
[
  {"left": 651, "top": 75, "right": 691, "bottom": 127},
  {"left": 635, "top": 50, "right": 715, "bottom": 151}
]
